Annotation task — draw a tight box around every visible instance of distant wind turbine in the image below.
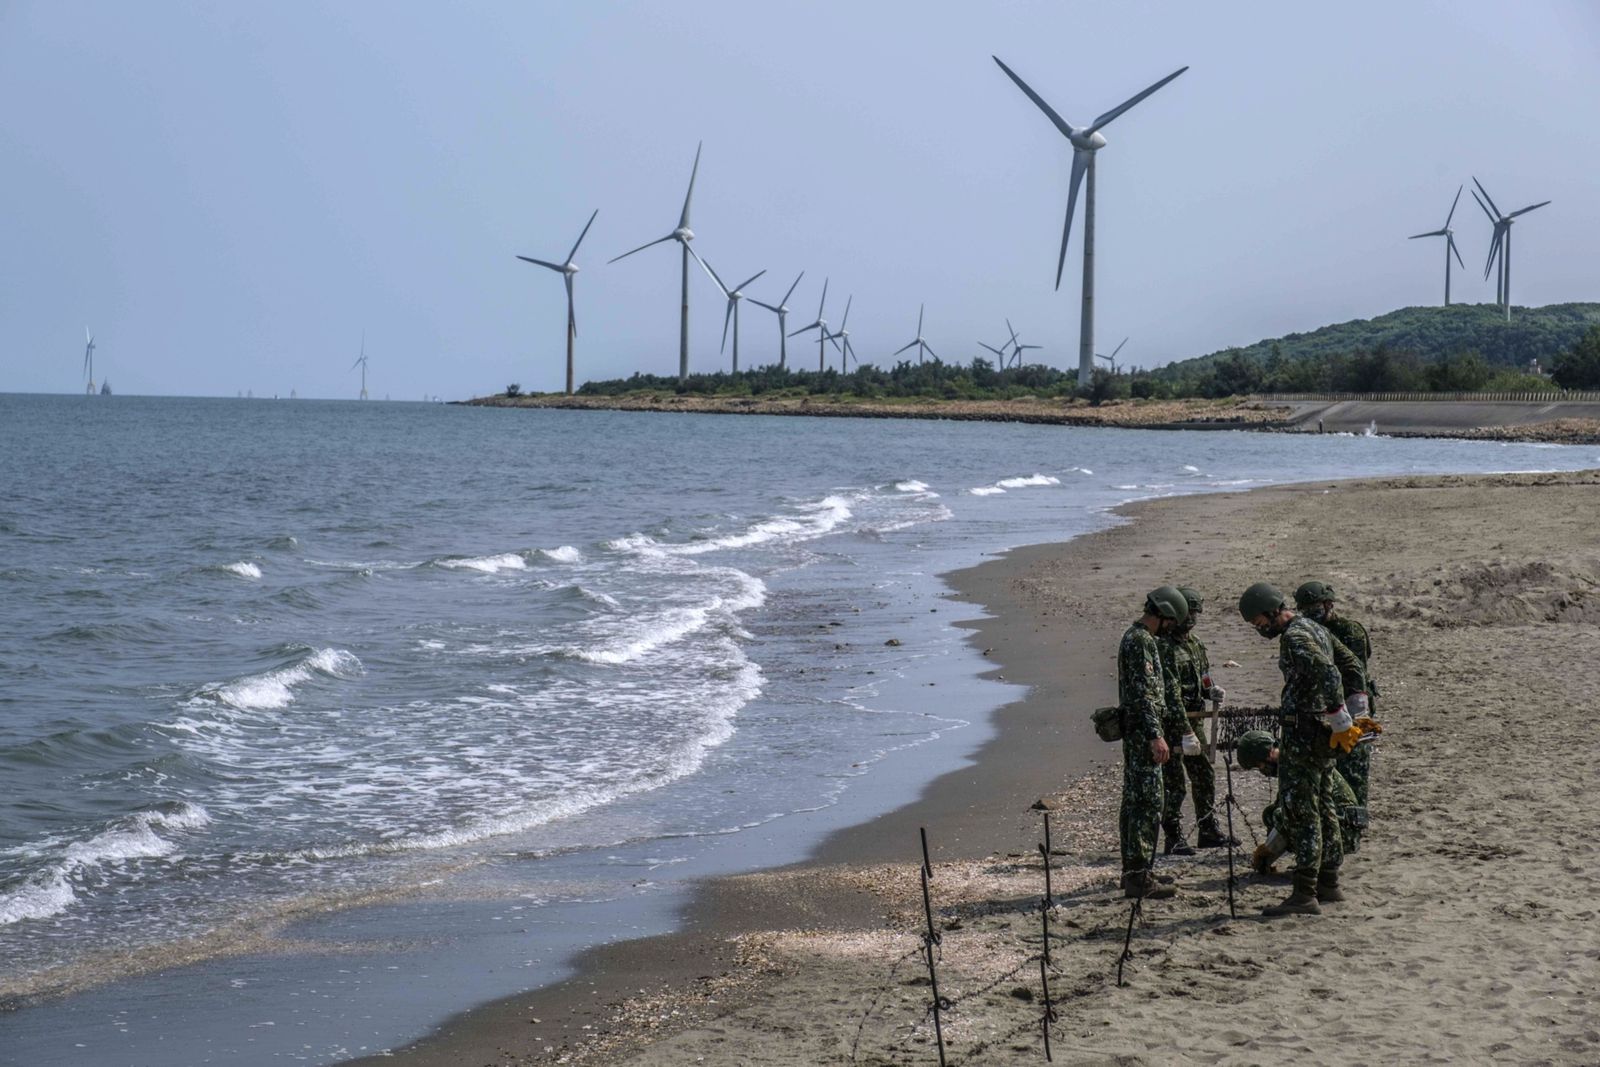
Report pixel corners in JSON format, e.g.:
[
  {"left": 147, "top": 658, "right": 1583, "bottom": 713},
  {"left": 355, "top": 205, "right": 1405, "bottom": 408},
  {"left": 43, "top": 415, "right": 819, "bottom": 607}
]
[
  {"left": 1407, "top": 187, "right": 1466, "bottom": 307},
  {"left": 1095, "top": 336, "right": 1128, "bottom": 375},
  {"left": 892, "top": 304, "right": 938, "bottom": 364},
  {"left": 610, "top": 142, "right": 703, "bottom": 381},
  {"left": 790, "top": 277, "right": 840, "bottom": 372},
  {"left": 978, "top": 340, "right": 1009, "bottom": 365},
  {"left": 993, "top": 56, "right": 1188, "bottom": 386},
  {"left": 1003, "top": 319, "right": 1042, "bottom": 368},
  {"left": 83, "top": 327, "right": 96, "bottom": 395},
  {"left": 748, "top": 272, "right": 805, "bottom": 369},
  {"left": 517, "top": 208, "right": 598, "bottom": 395},
  {"left": 352, "top": 335, "right": 370, "bottom": 400},
  {"left": 1471, "top": 177, "right": 1550, "bottom": 322},
  {"left": 691, "top": 253, "right": 765, "bottom": 373},
  {"left": 824, "top": 296, "right": 856, "bottom": 370}
]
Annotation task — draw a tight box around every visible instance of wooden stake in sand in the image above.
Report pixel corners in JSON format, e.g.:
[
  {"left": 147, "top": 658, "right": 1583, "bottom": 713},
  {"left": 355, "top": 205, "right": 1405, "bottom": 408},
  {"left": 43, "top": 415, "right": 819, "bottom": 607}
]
[{"left": 918, "top": 827, "right": 948, "bottom": 1067}]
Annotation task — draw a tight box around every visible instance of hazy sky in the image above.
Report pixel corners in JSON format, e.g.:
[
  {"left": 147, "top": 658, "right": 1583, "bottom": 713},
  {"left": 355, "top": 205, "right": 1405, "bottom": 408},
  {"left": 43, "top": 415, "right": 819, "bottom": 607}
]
[{"left": 4, "top": 1, "right": 1598, "bottom": 398}]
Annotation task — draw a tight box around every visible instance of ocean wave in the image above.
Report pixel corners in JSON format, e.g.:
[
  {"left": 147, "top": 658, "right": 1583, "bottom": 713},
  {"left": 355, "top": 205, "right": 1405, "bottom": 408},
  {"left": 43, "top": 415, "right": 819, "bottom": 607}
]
[
  {"left": 610, "top": 495, "right": 854, "bottom": 558},
  {"left": 561, "top": 570, "right": 767, "bottom": 665},
  {"left": 434, "top": 552, "right": 528, "bottom": 574},
  {"left": 968, "top": 485, "right": 1006, "bottom": 496},
  {"left": 201, "top": 647, "right": 364, "bottom": 711},
  {"left": 893, "top": 479, "right": 938, "bottom": 497},
  {"left": 0, "top": 802, "right": 210, "bottom": 926},
  {"left": 997, "top": 474, "right": 1061, "bottom": 489},
  {"left": 539, "top": 545, "right": 583, "bottom": 563},
  {"left": 222, "top": 561, "right": 262, "bottom": 580}
]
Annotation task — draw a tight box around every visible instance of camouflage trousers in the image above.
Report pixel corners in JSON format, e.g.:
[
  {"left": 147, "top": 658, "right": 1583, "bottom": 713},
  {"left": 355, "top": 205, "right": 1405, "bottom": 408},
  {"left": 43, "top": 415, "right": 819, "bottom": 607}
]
[
  {"left": 1160, "top": 727, "right": 1218, "bottom": 832},
  {"left": 1276, "top": 739, "right": 1344, "bottom": 874},
  {"left": 1336, "top": 743, "right": 1370, "bottom": 806},
  {"left": 1120, "top": 735, "right": 1163, "bottom": 873}
]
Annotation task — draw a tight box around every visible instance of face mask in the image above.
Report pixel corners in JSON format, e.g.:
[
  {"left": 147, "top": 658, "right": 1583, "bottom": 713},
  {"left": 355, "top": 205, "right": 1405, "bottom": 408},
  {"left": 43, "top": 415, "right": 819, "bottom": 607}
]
[
  {"left": 1260, "top": 760, "right": 1279, "bottom": 778},
  {"left": 1254, "top": 619, "right": 1282, "bottom": 639},
  {"left": 1304, "top": 604, "right": 1328, "bottom": 622}
]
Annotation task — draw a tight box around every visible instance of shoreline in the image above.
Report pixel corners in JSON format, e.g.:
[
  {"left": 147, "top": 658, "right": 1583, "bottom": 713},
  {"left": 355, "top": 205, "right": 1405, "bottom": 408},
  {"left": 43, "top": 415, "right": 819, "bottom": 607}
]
[
  {"left": 460, "top": 393, "right": 1600, "bottom": 444},
  {"left": 354, "top": 467, "right": 1600, "bottom": 1065}
]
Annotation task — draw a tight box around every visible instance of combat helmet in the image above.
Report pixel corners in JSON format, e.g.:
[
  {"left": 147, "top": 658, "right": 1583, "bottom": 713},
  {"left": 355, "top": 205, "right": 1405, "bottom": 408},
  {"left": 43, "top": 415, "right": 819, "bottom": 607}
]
[
  {"left": 1235, "top": 729, "right": 1275, "bottom": 769},
  {"left": 1178, "top": 586, "right": 1203, "bottom": 617},
  {"left": 1145, "top": 585, "right": 1190, "bottom": 626},
  {"left": 1238, "top": 581, "right": 1287, "bottom": 621},
  {"left": 1294, "top": 580, "right": 1335, "bottom": 609}
]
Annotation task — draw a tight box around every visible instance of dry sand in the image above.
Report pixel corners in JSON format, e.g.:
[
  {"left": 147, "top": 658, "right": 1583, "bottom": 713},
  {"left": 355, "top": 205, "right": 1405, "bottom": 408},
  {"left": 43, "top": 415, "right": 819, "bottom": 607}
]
[{"left": 363, "top": 469, "right": 1600, "bottom": 1066}]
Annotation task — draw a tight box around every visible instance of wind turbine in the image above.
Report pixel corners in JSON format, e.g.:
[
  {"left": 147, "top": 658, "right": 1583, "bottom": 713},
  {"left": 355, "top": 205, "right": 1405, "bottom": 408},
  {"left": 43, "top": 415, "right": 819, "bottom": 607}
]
[
  {"left": 892, "top": 304, "right": 938, "bottom": 364},
  {"left": 351, "top": 335, "right": 370, "bottom": 400},
  {"left": 748, "top": 271, "right": 805, "bottom": 369},
  {"left": 83, "top": 327, "right": 96, "bottom": 395},
  {"left": 1096, "top": 336, "right": 1128, "bottom": 375},
  {"left": 1407, "top": 187, "right": 1466, "bottom": 307},
  {"left": 691, "top": 253, "right": 765, "bottom": 373},
  {"left": 517, "top": 208, "right": 598, "bottom": 395},
  {"left": 978, "top": 340, "right": 1009, "bottom": 365},
  {"left": 789, "top": 277, "right": 840, "bottom": 372},
  {"left": 610, "top": 143, "right": 703, "bottom": 381},
  {"left": 993, "top": 56, "right": 1188, "bottom": 387},
  {"left": 824, "top": 296, "right": 856, "bottom": 370},
  {"left": 1003, "top": 319, "right": 1042, "bottom": 368},
  {"left": 1471, "top": 177, "right": 1550, "bottom": 322}
]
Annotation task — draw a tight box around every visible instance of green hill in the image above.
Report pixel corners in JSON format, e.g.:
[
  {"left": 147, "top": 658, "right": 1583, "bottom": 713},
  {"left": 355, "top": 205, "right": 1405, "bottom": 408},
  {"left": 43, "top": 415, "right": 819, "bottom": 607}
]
[{"left": 1160, "top": 302, "right": 1600, "bottom": 377}]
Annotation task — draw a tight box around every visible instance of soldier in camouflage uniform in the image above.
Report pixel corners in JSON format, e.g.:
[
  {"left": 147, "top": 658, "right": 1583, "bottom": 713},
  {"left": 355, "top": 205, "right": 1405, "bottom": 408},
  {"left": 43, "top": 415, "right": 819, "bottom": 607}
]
[
  {"left": 1235, "top": 730, "right": 1363, "bottom": 872},
  {"left": 1296, "top": 581, "right": 1380, "bottom": 807},
  {"left": 1239, "top": 582, "right": 1364, "bottom": 916},
  {"left": 1156, "top": 630, "right": 1198, "bottom": 856},
  {"left": 1116, "top": 586, "right": 1190, "bottom": 899},
  {"left": 1165, "top": 587, "right": 1236, "bottom": 849}
]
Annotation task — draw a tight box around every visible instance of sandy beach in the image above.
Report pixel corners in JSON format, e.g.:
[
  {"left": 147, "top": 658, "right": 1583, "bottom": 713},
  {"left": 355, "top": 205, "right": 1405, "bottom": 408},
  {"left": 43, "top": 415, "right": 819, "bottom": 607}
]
[{"left": 360, "top": 468, "right": 1600, "bottom": 1066}]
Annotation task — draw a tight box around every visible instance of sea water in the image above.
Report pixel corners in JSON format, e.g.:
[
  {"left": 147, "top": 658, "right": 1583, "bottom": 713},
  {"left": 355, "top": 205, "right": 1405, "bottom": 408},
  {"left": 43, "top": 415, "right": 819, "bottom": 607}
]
[{"left": 1, "top": 394, "right": 1592, "bottom": 1064}]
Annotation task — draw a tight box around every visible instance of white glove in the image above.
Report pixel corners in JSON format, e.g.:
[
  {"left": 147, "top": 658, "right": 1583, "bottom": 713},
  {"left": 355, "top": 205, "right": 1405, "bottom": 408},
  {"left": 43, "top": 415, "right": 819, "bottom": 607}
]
[
  {"left": 1208, "top": 685, "right": 1226, "bottom": 705},
  {"left": 1181, "top": 732, "right": 1202, "bottom": 757},
  {"left": 1347, "top": 692, "right": 1369, "bottom": 717},
  {"left": 1324, "top": 705, "right": 1353, "bottom": 733}
]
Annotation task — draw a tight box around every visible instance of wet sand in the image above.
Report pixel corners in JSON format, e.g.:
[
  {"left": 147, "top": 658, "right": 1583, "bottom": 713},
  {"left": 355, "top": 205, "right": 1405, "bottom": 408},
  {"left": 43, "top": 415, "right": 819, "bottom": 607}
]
[{"left": 356, "top": 469, "right": 1600, "bottom": 1065}]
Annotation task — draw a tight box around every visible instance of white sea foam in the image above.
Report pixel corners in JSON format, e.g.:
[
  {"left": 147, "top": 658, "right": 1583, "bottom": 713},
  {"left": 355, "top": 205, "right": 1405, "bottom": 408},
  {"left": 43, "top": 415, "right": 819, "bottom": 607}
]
[
  {"left": 610, "top": 494, "right": 854, "bottom": 558},
  {"left": 996, "top": 474, "right": 1061, "bottom": 489},
  {"left": 224, "top": 561, "right": 262, "bottom": 579},
  {"left": 540, "top": 545, "right": 583, "bottom": 563},
  {"left": 895, "top": 479, "right": 932, "bottom": 493},
  {"left": 968, "top": 486, "right": 1006, "bottom": 496},
  {"left": 564, "top": 570, "right": 767, "bottom": 665},
  {"left": 436, "top": 552, "right": 528, "bottom": 574},
  {"left": 208, "top": 648, "right": 363, "bottom": 711}
]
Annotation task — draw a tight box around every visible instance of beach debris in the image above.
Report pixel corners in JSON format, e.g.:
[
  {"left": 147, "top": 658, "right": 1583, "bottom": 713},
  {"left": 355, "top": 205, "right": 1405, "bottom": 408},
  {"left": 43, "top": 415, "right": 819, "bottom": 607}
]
[
  {"left": 1220, "top": 659, "right": 1241, "bottom": 668},
  {"left": 885, "top": 638, "right": 902, "bottom": 646}
]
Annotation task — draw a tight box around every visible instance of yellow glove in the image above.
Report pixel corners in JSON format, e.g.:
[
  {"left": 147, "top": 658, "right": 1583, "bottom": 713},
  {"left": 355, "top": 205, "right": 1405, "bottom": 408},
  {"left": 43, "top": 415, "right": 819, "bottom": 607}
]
[
  {"left": 1354, "top": 716, "right": 1383, "bottom": 734},
  {"left": 1329, "top": 724, "right": 1363, "bottom": 754},
  {"left": 1250, "top": 844, "right": 1274, "bottom": 874}
]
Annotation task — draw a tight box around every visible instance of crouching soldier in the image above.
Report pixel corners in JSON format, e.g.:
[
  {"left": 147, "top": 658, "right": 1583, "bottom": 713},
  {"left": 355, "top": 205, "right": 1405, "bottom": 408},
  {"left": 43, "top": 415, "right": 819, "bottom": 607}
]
[{"left": 1234, "top": 730, "right": 1365, "bottom": 874}]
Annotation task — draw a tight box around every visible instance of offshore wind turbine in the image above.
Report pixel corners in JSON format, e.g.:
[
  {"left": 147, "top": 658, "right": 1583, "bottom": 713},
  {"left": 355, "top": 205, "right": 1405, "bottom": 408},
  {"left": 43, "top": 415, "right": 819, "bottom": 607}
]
[
  {"left": 83, "top": 327, "right": 96, "bottom": 394},
  {"left": 790, "top": 277, "right": 839, "bottom": 372},
  {"left": 351, "top": 335, "right": 370, "bottom": 400},
  {"left": 1471, "top": 177, "right": 1550, "bottom": 322},
  {"left": 748, "top": 271, "right": 804, "bottom": 369},
  {"left": 691, "top": 252, "right": 764, "bottom": 373},
  {"left": 892, "top": 304, "right": 938, "bottom": 364},
  {"left": 1407, "top": 186, "right": 1466, "bottom": 306},
  {"left": 1095, "top": 336, "right": 1128, "bottom": 375},
  {"left": 609, "top": 142, "right": 703, "bottom": 381},
  {"left": 824, "top": 296, "right": 856, "bottom": 370},
  {"left": 517, "top": 208, "right": 598, "bottom": 395},
  {"left": 993, "top": 56, "right": 1188, "bottom": 386}
]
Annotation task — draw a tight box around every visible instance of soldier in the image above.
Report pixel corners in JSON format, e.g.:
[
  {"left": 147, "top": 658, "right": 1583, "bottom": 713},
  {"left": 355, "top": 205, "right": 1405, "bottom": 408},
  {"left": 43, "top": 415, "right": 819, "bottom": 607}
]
[
  {"left": 1238, "top": 582, "right": 1363, "bottom": 916},
  {"left": 1295, "top": 581, "right": 1381, "bottom": 806},
  {"left": 1234, "top": 730, "right": 1364, "bottom": 874},
  {"left": 1166, "top": 587, "right": 1236, "bottom": 849},
  {"left": 1157, "top": 626, "right": 1198, "bottom": 856},
  {"left": 1116, "top": 586, "right": 1190, "bottom": 900}
]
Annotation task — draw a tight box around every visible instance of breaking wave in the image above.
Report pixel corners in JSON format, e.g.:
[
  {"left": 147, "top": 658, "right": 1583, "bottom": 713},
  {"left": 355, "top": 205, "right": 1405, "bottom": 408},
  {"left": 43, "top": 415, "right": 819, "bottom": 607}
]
[{"left": 198, "top": 647, "right": 364, "bottom": 711}]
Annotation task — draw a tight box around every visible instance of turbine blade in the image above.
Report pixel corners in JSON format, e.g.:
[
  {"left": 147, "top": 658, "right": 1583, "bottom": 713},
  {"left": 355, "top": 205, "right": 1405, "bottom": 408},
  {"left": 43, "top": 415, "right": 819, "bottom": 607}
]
[
  {"left": 748, "top": 298, "right": 781, "bottom": 313},
  {"left": 979, "top": 342, "right": 1005, "bottom": 357},
  {"left": 1472, "top": 176, "right": 1503, "bottom": 220},
  {"left": 1407, "top": 229, "right": 1447, "bottom": 240},
  {"left": 566, "top": 208, "right": 599, "bottom": 263},
  {"left": 894, "top": 339, "right": 918, "bottom": 356},
  {"left": 608, "top": 233, "right": 675, "bottom": 263},
  {"left": 1056, "top": 149, "right": 1090, "bottom": 289},
  {"left": 1006, "top": 318, "right": 1019, "bottom": 344},
  {"left": 783, "top": 270, "right": 804, "bottom": 306},
  {"left": 721, "top": 299, "right": 733, "bottom": 353},
  {"left": 1483, "top": 228, "right": 1502, "bottom": 280},
  {"left": 1112, "top": 337, "right": 1128, "bottom": 358},
  {"left": 679, "top": 141, "right": 702, "bottom": 231},
  {"left": 1088, "top": 66, "right": 1189, "bottom": 133},
  {"left": 1507, "top": 200, "right": 1551, "bottom": 219},
  {"left": 735, "top": 269, "right": 766, "bottom": 292},
  {"left": 922, "top": 342, "right": 937, "bottom": 359},
  {"left": 1444, "top": 184, "right": 1462, "bottom": 229},
  {"left": 817, "top": 277, "right": 829, "bottom": 316},
  {"left": 992, "top": 56, "right": 1076, "bottom": 139},
  {"left": 1469, "top": 188, "right": 1495, "bottom": 224},
  {"left": 516, "top": 255, "right": 566, "bottom": 271},
  {"left": 790, "top": 322, "right": 821, "bottom": 337},
  {"left": 692, "top": 249, "right": 729, "bottom": 294},
  {"left": 839, "top": 295, "right": 852, "bottom": 328},
  {"left": 1450, "top": 234, "right": 1465, "bottom": 271},
  {"left": 917, "top": 303, "right": 924, "bottom": 335}
]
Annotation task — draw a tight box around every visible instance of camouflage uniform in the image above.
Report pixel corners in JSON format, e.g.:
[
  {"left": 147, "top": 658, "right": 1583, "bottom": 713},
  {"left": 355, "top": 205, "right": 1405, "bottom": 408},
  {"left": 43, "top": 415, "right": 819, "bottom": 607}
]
[
  {"left": 1274, "top": 616, "right": 1347, "bottom": 876},
  {"left": 1323, "top": 615, "right": 1375, "bottom": 806},
  {"left": 1169, "top": 631, "right": 1218, "bottom": 825},
  {"left": 1263, "top": 759, "right": 1362, "bottom": 860},
  {"left": 1118, "top": 621, "right": 1168, "bottom": 875}
]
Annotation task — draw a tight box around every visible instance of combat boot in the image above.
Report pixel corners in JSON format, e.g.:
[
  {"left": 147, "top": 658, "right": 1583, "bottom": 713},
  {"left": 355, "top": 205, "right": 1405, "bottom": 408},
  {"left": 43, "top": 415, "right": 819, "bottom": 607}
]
[
  {"left": 1316, "top": 868, "right": 1345, "bottom": 903},
  {"left": 1121, "top": 871, "right": 1176, "bottom": 900},
  {"left": 1161, "top": 823, "right": 1196, "bottom": 857},
  {"left": 1195, "top": 817, "right": 1238, "bottom": 849},
  {"left": 1262, "top": 869, "right": 1321, "bottom": 917}
]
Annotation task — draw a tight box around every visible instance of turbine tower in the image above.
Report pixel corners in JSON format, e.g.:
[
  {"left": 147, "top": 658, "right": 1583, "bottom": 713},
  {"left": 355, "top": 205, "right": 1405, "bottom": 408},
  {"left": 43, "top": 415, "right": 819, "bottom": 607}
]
[
  {"left": 824, "top": 296, "right": 855, "bottom": 370},
  {"left": 351, "top": 335, "right": 369, "bottom": 400},
  {"left": 1407, "top": 186, "right": 1466, "bottom": 307},
  {"left": 790, "top": 277, "right": 839, "bottom": 372},
  {"left": 517, "top": 208, "right": 599, "bottom": 395},
  {"left": 83, "top": 327, "right": 96, "bottom": 395},
  {"left": 610, "top": 142, "right": 703, "bottom": 381},
  {"left": 1471, "top": 177, "right": 1550, "bottom": 323},
  {"left": 993, "top": 56, "right": 1188, "bottom": 386},
  {"left": 892, "top": 304, "right": 938, "bottom": 364},
  {"left": 692, "top": 253, "right": 765, "bottom": 373},
  {"left": 1095, "top": 336, "right": 1128, "bottom": 375},
  {"left": 748, "top": 272, "right": 805, "bottom": 369}
]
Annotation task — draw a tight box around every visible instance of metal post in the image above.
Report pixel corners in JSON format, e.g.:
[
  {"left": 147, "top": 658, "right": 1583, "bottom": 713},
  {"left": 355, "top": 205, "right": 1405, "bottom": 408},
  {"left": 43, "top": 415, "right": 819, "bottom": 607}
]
[
  {"left": 919, "top": 828, "right": 947, "bottom": 1067},
  {"left": 1117, "top": 884, "right": 1143, "bottom": 988},
  {"left": 1077, "top": 154, "right": 1097, "bottom": 388},
  {"left": 1040, "top": 811, "right": 1054, "bottom": 907},
  {"left": 1223, "top": 745, "right": 1237, "bottom": 920},
  {"left": 1039, "top": 955, "right": 1058, "bottom": 1062}
]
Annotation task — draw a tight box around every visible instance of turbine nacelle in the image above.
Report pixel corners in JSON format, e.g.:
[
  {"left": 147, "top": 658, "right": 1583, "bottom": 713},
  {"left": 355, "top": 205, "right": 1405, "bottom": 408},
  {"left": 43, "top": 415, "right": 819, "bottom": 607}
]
[
  {"left": 1070, "top": 129, "right": 1108, "bottom": 151},
  {"left": 674, "top": 227, "right": 694, "bottom": 243}
]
